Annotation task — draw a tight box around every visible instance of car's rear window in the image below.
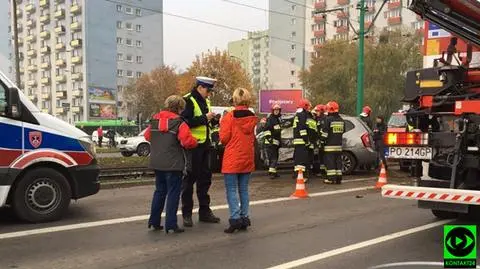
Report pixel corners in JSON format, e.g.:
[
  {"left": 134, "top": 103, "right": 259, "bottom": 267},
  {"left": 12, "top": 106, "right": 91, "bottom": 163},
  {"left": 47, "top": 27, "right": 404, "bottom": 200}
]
[
  {"left": 345, "top": 120, "right": 354, "bottom": 133},
  {"left": 388, "top": 114, "right": 407, "bottom": 127}
]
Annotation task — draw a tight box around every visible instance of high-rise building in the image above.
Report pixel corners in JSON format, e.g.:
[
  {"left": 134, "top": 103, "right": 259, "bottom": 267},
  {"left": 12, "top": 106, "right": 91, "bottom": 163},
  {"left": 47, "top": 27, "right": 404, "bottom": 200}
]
[
  {"left": 228, "top": 30, "right": 270, "bottom": 91},
  {"left": 9, "top": 0, "right": 163, "bottom": 124}
]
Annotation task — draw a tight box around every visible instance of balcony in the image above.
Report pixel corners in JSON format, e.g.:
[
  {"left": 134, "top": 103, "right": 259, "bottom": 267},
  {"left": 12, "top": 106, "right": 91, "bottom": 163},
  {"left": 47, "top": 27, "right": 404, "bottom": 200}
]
[
  {"left": 56, "top": 107, "right": 65, "bottom": 114},
  {"left": 71, "top": 106, "right": 82, "bottom": 113},
  {"left": 55, "top": 59, "right": 66, "bottom": 67},
  {"left": 337, "top": 11, "right": 349, "bottom": 19},
  {"left": 54, "top": 25, "right": 66, "bottom": 34},
  {"left": 54, "top": 9, "right": 65, "bottom": 19},
  {"left": 388, "top": 1, "right": 401, "bottom": 9},
  {"left": 337, "top": 0, "right": 349, "bottom": 5},
  {"left": 25, "top": 3, "right": 35, "bottom": 14},
  {"left": 39, "top": 0, "right": 49, "bottom": 8},
  {"left": 41, "top": 77, "right": 50, "bottom": 85},
  {"left": 71, "top": 72, "right": 83, "bottom": 81},
  {"left": 40, "top": 46, "right": 51, "bottom": 55},
  {"left": 27, "top": 49, "right": 36, "bottom": 57},
  {"left": 336, "top": 25, "right": 349, "bottom": 34},
  {"left": 388, "top": 16, "right": 402, "bottom": 25},
  {"left": 26, "top": 19, "right": 36, "bottom": 28},
  {"left": 72, "top": 89, "right": 83, "bottom": 97},
  {"left": 56, "top": 75, "right": 67, "bottom": 83},
  {"left": 71, "top": 56, "right": 82, "bottom": 64},
  {"left": 70, "top": 4, "right": 81, "bottom": 14},
  {"left": 40, "top": 31, "right": 50, "bottom": 39},
  {"left": 19, "top": 67, "right": 25, "bottom": 74},
  {"left": 16, "top": 25, "right": 23, "bottom": 33},
  {"left": 314, "top": 1, "right": 326, "bottom": 10},
  {"left": 40, "top": 62, "right": 50, "bottom": 69},
  {"left": 314, "top": 14, "right": 326, "bottom": 23},
  {"left": 27, "top": 80, "right": 37, "bottom": 86},
  {"left": 70, "top": 39, "right": 82, "bottom": 48},
  {"left": 314, "top": 30, "right": 326, "bottom": 37},
  {"left": 27, "top": 65, "right": 38, "bottom": 72},
  {"left": 16, "top": 9, "right": 22, "bottom": 18},
  {"left": 40, "top": 15, "right": 50, "bottom": 24},
  {"left": 42, "top": 93, "right": 50, "bottom": 100},
  {"left": 71, "top": 21, "right": 82, "bottom": 31},
  {"left": 55, "top": 43, "right": 65, "bottom": 50},
  {"left": 56, "top": 91, "right": 66, "bottom": 98}
]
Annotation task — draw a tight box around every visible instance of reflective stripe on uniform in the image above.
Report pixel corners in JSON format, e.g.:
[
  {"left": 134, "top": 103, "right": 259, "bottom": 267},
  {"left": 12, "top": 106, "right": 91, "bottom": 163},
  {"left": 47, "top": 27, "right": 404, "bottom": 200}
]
[
  {"left": 272, "top": 139, "right": 280, "bottom": 146},
  {"left": 326, "top": 170, "right": 337, "bottom": 176},
  {"left": 269, "top": 167, "right": 277, "bottom": 173},
  {"left": 263, "top": 130, "right": 272, "bottom": 136},
  {"left": 274, "top": 124, "right": 281, "bottom": 130},
  {"left": 331, "top": 121, "right": 344, "bottom": 134},
  {"left": 307, "top": 119, "right": 317, "bottom": 130},
  {"left": 324, "top": 145, "right": 342, "bottom": 152},
  {"left": 299, "top": 130, "right": 308, "bottom": 136},
  {"left": 320, "top": 131, "right": 328, "bottom": 138},
  {"left": 320, "top": 165, "right": 326, "bottom": 171},
  {"left": 293, "top": 138, "right": 306, "bottom": 145},
  {"left": 184, "top": 93, "right": 211, "bottom": 143},
  {"left": 335, "top": 170, "right": 342, "bottom": 176}
]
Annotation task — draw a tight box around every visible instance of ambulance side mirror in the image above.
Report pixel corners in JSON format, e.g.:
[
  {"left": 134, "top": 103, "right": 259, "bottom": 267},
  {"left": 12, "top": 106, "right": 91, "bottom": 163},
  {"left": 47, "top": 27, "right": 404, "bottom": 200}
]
[{"left": 7, "top": 87, "right": 22, "bottom": 119}]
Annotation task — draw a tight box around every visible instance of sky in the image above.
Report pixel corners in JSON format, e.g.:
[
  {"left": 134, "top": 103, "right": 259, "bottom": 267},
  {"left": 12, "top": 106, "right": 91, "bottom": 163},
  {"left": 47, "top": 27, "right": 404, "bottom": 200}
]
[{"left": 0, "top": 0, "right": 269, "bottom": 75}]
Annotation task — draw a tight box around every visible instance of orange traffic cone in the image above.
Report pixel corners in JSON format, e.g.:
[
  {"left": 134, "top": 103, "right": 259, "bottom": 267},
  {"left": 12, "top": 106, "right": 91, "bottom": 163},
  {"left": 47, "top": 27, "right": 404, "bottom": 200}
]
[
  {"left": 291, "top": 169, "right": 309, "bottom": 198},
  {"left": 375, "top": 162, "right": 388, "bottom": 189}
]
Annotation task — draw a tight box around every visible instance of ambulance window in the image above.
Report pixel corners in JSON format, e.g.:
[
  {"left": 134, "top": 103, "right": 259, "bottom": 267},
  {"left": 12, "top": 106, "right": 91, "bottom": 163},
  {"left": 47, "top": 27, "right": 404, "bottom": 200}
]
[{"left": 0, "top": 83, "right": 7, "bottom": 116}]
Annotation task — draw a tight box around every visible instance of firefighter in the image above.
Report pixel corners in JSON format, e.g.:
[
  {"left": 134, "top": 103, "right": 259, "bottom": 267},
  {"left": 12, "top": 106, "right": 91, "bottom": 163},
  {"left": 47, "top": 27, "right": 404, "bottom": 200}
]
[
  {"left": 320, "top": 101, "right": 345, "bottom": 184},
  {"left": 263, "top": 103, "right": 282, "bottom": 179},
  {"left": 181, "top": 76, "right": 221, "bottom": 227},
  {"left": 306, "top": 104, "right": 319, "bottom": 177},
  {"left": 313, "top": 104, "right": 327, "bottom": 177},
  {"left": 359, "top": 105, "right": 373, "bottom": 129},
  {"left": 293, "top": 99, "right": 312, "bottom": 181}
]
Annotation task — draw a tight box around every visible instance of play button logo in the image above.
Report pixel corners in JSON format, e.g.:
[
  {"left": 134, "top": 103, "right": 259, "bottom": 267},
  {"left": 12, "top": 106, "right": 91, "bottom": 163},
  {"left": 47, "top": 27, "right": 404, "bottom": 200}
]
[
  {"left": 444, "top": 225, "right": 477, "bottom": 268},
  {"left": 446, "top": 227, "right": 475, "bottom": 257}
]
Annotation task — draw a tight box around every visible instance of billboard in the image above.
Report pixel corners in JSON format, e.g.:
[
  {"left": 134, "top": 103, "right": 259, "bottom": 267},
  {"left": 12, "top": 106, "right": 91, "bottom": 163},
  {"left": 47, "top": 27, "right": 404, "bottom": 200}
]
[
  {"left": 89, "top": 103, "right": 117, "bottom": 119},
  {"left": 259, "top": 89, "right": 303, "bottom": 114},
  {"left": 88, "top": 86, "right": 117, "bottom": 103}
]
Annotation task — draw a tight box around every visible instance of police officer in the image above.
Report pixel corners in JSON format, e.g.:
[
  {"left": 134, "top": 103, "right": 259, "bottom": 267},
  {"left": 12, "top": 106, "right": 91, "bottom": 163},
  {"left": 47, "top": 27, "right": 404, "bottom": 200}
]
[
  {"left": 293, "top": 99, "right": 312, "bottom": 181},
  {"left": 313, "top": 104, "right": 327, "bottom": 177},
  {"left": 263, "top": 103, "right": 282, "bottom": 179},
  {"left": 181, "top": 76, "right": 221, "bottom": 227},
  {"left": 359, "top": 105, "right": 373, "bottom": 130},
  {"left": 320, "top": 101, "right": 345, "bottom": 184}
]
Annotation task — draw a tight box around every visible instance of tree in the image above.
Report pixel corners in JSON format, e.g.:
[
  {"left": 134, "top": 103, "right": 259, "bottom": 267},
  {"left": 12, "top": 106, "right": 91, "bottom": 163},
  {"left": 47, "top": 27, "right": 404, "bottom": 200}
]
[
  {"left": 300, "top": 29, "right": 423, "bottom": 118},
  {"left": 178, "top": 49, "right": 253, "bottom": 106},
  {"left": 123, "top": 65, "right": 178, "bottom": 120}
]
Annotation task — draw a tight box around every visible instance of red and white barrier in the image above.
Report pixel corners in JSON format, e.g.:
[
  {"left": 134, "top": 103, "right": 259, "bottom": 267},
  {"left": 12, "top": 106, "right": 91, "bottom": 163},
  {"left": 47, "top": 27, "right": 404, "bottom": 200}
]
[{"left": 381, "top": 184, "right": 480, "bottom": 205}]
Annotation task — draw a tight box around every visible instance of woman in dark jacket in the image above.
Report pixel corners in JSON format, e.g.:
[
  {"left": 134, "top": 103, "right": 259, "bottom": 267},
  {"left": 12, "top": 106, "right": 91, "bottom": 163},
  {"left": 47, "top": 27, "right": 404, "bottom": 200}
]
[
  {"left": 373, "top": 116, "right": 388, "bottom": 170},
  {"left": 144, "top": 95, "right": 198, "bottom": 234}
]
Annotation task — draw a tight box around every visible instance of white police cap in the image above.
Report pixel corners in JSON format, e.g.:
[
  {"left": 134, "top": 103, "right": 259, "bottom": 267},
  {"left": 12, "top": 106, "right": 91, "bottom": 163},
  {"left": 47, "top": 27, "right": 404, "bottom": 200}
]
[{"left": 196, "top": 76, "right": 217, "bottom": 89}]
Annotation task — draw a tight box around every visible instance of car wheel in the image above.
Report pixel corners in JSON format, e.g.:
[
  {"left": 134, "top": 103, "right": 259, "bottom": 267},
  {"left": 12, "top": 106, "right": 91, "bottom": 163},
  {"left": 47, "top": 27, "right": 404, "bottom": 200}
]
[
  {"left": 341, "top": 152, "right": 356, "bottom": 175},
  {"left": 137, "top": 143, "right": 150, "bottom": 156},
  {"left": 121, "top": 151, "right": 134, "bottom": 157},
  {"left": 12, "top": 168, "right": 71, "bottom": 223}
]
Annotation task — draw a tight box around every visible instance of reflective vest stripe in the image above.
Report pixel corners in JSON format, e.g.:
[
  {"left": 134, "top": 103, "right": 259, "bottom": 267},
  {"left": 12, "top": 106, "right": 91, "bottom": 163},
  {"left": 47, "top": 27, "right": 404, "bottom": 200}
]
[
  {"left": 299, "top": 130, "right": 308, "bottom": 136},
  {"left": 293, "top": 138, "right": 306, "bottom": 145},
  {"left": 324, "top": 145, "right": 342, "bottom": 152},
  {"left": 184, "top": 93, "right": 210, "bottom": 143}
]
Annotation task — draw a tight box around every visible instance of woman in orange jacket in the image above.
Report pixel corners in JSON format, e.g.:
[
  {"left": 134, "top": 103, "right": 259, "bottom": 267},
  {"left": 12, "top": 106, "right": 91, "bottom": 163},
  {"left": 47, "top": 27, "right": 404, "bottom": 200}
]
[{"left": 219, "top": 88, "right": 258, "bottom": 233}]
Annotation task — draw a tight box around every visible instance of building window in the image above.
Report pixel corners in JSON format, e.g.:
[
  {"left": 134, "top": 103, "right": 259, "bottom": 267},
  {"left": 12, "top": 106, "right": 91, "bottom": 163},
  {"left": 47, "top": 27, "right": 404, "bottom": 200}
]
[
  {"left": 116, "top": 21, "right": 122, "bottom": 29},
  {"left": 116, "top": 4, "right": 122, "bottom": 12},
  {"left": 290, "top": 83, "right": 295, "bottom": 88},
  {"left": 136, "top": 72, "right": 142, "bottom": 78},
  {"left": 116, "top": 37, "right": 123, "bottom": 44},
  {"left": 117, "top": 69, "right": 123, "bottom": 77},
  {"left": 117, "top": 53, "right": 123, "bottom": 61},
  {"left": 126, "top": 55, "right": 133, "bottom": 62},
  {"left": 291, "top": 5, "right": 296, "bottom": 11},
  {"left": 136, "top": 25, "right": 142, "bottom": 32},
  {"left": 118, "top": 85, "right": 123, "bottom": 92},
  {"left": 126, "top": 70, "right": 133, "bottom": 77},
  {"left": 290, "top": 57, "right": 296, "bottom": 63},
  {"left": 291, "top": 44, "right": 296, "bottom": 50},
  {"left": 126, "top": 22, "right": 133, "bottom": 30},
  {"left": 291, "top": 70, "right": 295, "bottom": 76},
  {"left": 125, "top": 7, "right": 133, "bottom": 14},
  {"left": 135, "top": 8, "right": 142, "bottom": 16},
  {"left": 136, "top": 40, "right": 143, "bottom": 47},
  {"left": 126, "top": 39, "right": 133, "bottom": 46},
  {"left": 291, "top": 18, "right": 296, "bottom": 25},
  {"left": 291, "top": 31, "right": 296, "bottom": 38},
  {"left": 136, "top": 56, "right": 143, "bottom": 63}
]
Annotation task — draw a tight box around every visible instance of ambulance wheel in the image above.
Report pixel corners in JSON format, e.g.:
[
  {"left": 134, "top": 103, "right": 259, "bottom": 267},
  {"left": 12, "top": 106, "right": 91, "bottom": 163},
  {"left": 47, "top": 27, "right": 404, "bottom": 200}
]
[
  {"left": 12, "top": 168, "right": 71, "bottom": 223},
  {"left": 431, "top": 209, "right": 458, "bottom": 219}
]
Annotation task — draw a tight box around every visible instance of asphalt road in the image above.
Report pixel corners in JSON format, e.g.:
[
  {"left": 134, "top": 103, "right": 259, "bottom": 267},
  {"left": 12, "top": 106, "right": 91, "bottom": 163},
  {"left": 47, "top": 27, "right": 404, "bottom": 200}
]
[{"left": 0, "top": 172, "right": 478, "bottom": 269}]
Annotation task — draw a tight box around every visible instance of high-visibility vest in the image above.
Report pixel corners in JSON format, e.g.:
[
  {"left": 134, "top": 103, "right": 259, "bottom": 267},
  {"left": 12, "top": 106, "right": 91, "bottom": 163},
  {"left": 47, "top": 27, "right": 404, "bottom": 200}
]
[{"left": 184, "top": 93, "right": 211, "bottom": 143}]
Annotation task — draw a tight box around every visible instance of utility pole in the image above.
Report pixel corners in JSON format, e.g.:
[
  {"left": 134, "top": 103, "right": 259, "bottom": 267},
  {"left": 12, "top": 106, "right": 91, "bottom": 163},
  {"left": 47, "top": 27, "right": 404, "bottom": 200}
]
[
  {"left": 356, "top": 0, "right": 366, "bottom": 116},
  {"left": 11, "top": 0, "right": 21, "bottom": 86}
]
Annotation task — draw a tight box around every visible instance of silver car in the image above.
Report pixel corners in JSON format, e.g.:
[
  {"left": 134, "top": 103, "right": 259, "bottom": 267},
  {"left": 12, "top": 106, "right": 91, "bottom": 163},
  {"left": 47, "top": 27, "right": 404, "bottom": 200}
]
[{"left": 255, "top": 114, "right": 377, "bottom": 175}]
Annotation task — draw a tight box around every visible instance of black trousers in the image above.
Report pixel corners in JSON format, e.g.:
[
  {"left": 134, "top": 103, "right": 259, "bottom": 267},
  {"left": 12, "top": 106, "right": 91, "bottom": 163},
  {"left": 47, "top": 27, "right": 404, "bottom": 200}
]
[
  {"left": 181, "top": 143, "right": 212, "bottom": 217},
  {"left": 313, "top": 149, "right": 325, "bottom": 175},
  {"left": 325, "top": 151, "right": 342, "bottom": 183},
  {"left": 375, "top": 143, "right": 387, "bottom": 169},
  {"left": 267, "top": 145, "right": 279, "bottom": 173},
  {"left": 294, "top": 145, "right": 309, "bottom": 176}
]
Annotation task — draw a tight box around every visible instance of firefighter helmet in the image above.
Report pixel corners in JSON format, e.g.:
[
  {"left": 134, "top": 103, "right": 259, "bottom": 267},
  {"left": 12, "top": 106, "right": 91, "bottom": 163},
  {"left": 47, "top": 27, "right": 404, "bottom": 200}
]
[
  {"left": 297, "top": 99, "right": 311, "bottom": 110},
  {"left": 314, "top": 104, "right": 326, "bottom": 113},
  {"left": 326, "top": 101, "right": 339, "bottom": 113},
  {"left": 362, "top": 105, "right": 372, "bottom": 114}
]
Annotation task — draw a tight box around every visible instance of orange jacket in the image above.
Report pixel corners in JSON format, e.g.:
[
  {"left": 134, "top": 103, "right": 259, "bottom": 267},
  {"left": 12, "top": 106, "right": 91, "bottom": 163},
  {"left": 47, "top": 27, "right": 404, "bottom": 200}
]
[{"left": 220, "top": 106, "right": 258, "bottom": 173}]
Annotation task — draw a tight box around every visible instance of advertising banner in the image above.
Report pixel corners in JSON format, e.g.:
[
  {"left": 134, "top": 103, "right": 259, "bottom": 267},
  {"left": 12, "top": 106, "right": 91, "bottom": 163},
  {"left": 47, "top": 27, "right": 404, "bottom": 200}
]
[
  {"left": 89, "top": 103, "right": 117, "bottom": 119},
  {"left": 88, "top": 86, "right": 117, "bottom": 104},
  {"left": 259, "top": 89, "right": 303, "bottom": 114}
]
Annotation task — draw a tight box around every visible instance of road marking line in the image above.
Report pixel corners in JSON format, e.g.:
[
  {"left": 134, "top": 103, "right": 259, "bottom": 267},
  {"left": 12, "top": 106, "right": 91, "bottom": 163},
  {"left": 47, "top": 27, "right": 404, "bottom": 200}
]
[
  {"left": 0, "top": 186, "right": 373, "bottom": 240},
  {"left": 265, "top": 220, "right": 451, "bottom": 269},
  {"left": 369, "top": 262, "right": 480, "bottom": 269}
]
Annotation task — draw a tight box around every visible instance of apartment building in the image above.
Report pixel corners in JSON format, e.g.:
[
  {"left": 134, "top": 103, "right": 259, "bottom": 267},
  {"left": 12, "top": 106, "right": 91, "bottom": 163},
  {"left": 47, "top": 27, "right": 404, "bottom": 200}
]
[
  {"left": 310, "top": 0, "right": 424, "bottom": 54},
  {"left": 228, "top": 30, "right": 270, "bottom": 91},
  {"left": 9, "top": 0, "right": 163, "bottom": 124}
]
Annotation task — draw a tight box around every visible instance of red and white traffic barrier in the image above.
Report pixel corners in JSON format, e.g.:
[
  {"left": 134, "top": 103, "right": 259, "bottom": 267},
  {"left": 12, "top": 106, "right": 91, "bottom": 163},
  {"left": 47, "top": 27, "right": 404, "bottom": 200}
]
[{"left": 381, "top": 184, "right": 480, "bottom": 205}]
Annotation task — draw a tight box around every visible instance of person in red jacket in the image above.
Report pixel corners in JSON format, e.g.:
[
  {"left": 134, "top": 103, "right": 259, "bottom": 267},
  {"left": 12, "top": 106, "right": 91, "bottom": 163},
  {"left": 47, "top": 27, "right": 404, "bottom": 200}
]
[
  {"left": 219, "top": 88, "right": 258, "bottom": 233},
  {"left": 144, "top": 95, "right": 198, "bottom": 234}
]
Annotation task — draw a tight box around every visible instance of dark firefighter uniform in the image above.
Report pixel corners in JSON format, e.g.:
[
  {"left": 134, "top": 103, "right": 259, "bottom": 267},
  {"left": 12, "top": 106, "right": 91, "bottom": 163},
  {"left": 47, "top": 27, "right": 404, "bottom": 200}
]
[
  {"left": 293, "top": 99, "right": 312, "bottom": 178},
  {"left": 313, "top": 105, "right": 327, "bottom": 176},
  {"left": 263, "top": 104, "right": 282, "bottom": 179},
  {"left": 181, "top": 76, "right": 220, "bottom": 226},
  {"left": 320, "top": 101, "right": 345, "bottom": 184},
  {"left": 306, "top": 111, "right": 318, "bottom": 176}
]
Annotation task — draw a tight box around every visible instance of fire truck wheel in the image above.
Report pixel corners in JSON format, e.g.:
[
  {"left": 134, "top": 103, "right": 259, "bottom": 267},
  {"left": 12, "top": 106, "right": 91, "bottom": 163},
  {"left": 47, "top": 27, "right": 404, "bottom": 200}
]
[
  {"left": 12, "top": 168, "right": 72, "bottom": 223},
  {"left": 431, "top": 209, "right": 458, "bottom": 219}
]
